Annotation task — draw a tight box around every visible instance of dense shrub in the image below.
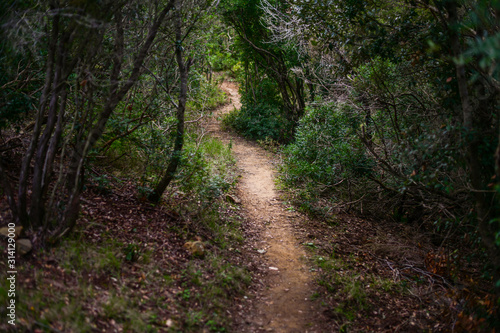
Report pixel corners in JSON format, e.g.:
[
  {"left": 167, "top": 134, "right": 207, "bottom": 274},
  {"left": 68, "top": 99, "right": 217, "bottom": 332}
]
[
  {"left": 223, "top": 78, "right": 293, "bottom": 142},
  {"left": 161, "top": 136, "right": 237, "bottom": 215},
  {"left": 280, "top": 103, "right": 374, "bottom": 209},
  {"left": 187, "top": 71, "right": 228, "bottom": 111},
  {"left": 224, "top": 102, "right": 285, "bottom": 141}
]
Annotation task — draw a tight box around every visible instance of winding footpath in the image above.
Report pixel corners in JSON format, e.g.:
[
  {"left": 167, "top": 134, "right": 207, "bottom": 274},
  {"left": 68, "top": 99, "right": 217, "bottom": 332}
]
[{"left": 208, "top": 81, "right": 320, "bottom": 333}]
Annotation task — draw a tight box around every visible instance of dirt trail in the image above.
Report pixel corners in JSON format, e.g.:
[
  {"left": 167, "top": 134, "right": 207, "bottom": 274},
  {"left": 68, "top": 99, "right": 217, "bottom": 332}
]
[{"left": 208, "top": 81, "right": 320, "bottom": 332}]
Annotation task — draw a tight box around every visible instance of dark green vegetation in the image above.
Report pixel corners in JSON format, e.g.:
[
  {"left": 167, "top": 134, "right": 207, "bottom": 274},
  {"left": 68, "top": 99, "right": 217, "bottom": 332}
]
[
  {"left": 1, "top": 0, "right": 500, "bottom": 331},
  {"left": 220, "top": 0, "right": 500, "bottom": 329}
]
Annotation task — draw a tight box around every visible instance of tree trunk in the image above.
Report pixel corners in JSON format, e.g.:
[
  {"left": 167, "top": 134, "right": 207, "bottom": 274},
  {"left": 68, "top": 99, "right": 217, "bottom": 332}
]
[
  {"left": 17, "top": 10, "right": 60, "bottom": 228},
  {"left": 149, "top": 3, "right": 191, "bottom": 203},
  {"left": 29, "top": 46, "right": 67, "bottom": 227}
]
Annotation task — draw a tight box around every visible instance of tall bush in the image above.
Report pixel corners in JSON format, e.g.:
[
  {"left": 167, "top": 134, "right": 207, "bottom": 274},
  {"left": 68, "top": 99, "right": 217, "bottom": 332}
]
[{"left": 280, "top": 103, "right": 373, "bottom": 211}]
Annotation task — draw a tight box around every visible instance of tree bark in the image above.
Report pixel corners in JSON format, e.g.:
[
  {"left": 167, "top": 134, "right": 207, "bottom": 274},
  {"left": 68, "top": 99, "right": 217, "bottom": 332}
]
[
  {"left": 149, "top": 2, "right": 191, "bottom": 203},
  {"left": 17, "top": 9, "right": 60, "bottom": 228},
  {"left": 29, "top": 31, "right": 68, "bottom": 227}
]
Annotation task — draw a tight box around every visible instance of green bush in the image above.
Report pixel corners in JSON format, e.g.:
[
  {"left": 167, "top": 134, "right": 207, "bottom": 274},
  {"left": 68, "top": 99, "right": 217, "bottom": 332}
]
[
  {"left": 223, "top": 78, "right": 293, "bottom": 142},
  {"left": 175, "top": 137, "right": 236, "bottom": 209},
  {"left": 187, "top": 71, "right": 227, "bottom": 111},
  {"left": 226, "top": 102, "right": 288, "bottom": 141},
  {"left": 280, "top": 103, "right": 373, "bottom": 198}
]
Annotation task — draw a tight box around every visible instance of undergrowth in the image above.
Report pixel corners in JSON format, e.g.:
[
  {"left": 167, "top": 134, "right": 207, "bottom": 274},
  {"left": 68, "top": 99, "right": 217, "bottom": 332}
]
[
  {"left": 221, "top": 78, "right": 293, "bottom": 143},
  {"left": 305, "top": 245, "right": 406, "bottom": 331}
]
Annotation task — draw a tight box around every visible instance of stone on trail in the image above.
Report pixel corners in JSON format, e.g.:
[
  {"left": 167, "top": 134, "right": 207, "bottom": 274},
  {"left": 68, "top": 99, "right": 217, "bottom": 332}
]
[
  {"left": 226, "top": 194, "right": 242, "bottom": 204},
  {"left": 17, "top": 238, "right": 33, "bottom": 255}
]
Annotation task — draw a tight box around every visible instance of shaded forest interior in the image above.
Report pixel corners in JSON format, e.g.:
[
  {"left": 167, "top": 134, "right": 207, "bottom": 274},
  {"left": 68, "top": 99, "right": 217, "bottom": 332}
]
[{"left": 1, "top": 0, "right": 500, "bottom": 331}]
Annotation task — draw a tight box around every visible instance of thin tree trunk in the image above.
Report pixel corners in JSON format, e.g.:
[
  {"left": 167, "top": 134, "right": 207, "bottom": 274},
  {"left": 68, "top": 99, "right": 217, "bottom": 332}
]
[
  {"left": 149, "top": 3, "right": 191, "bottom": 203},
  {"left": 29, "top": 35, "right": 66, "bottom": 226},
  {"left": 17, "top": 11, "right": 60, "bottom": 228}
]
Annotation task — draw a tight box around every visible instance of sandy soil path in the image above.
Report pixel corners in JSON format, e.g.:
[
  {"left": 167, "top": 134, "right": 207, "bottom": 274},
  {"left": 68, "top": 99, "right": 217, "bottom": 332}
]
[{"left": 208, "top": 81, "right": 320, "bottom": 333}]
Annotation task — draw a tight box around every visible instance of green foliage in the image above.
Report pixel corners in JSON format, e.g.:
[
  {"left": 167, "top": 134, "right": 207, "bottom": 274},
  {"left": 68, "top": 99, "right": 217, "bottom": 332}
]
[
  {"left": 0, "top": 74, "right": 32, "bottom": 129},
  {"left": 123, "top": 243, "right": 141, "bottom": 262},
  {"left": 224, "top": 102, "right": 287, "bottom": 141},
  {"left": 460, "top": 0, "right": 500, "bottom": 81},
  {"left": 221, "top": 0, "right": 306, "bottom": 136},
  {"left": 187, "top": 71, "right": 228, "bottom": 111},
  {"left": 0, "top": 0, "right": 40, "bottom": 129},
  {"left": 223, "top": 78, "right": 293, "bottom": 142},
  {"left": 204, "top": 22, "right": 241, "bottom": 75},
  {"left": 259, "top": 0, "right": 500, "bottom": 317},
  {"left": 174, "top": 136, "right": 236, "bottom": 209},
  {"left": 97, "top": 71, "right": 229, "bottom": 190},
  {"left": 280, "top": 103, "right": 373, "bottom": 199}
]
